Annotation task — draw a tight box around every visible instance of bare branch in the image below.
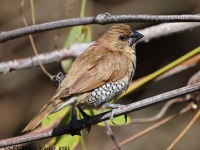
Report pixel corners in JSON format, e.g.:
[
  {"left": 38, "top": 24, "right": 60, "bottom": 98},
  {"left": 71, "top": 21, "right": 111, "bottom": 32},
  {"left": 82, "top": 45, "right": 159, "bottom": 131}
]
[
  {"left": 132, "top": 70, "right": 200, "bottom": 124},
  {"left": 108, "top": 102, "right": 196, "bottom": 150},
  {"left": 0, "top": 43, "right": 91, "bottom": 74},
  {"left": 1, "top": 14, "right": 200, "bottom": 43},
  {"left": 186, "top": 71, "right": 200, "bottom": 102},
  {"left": 138, "top": 22, "right": 200, "bottom": 43},
  {"left": 101, "top": 108, "right": 121, "bottom": 150},
  {"left": 0, "top": 83, "right": 199, "bottom": 148},
  {"left": 131, "top": 98, "right": 185, "bottom": 123},
  {"left": 167, "top": 109, "right": 200, "bottom": 150},
  {"left": 1, "top": 22, "right": 200, "bottom": 74}
]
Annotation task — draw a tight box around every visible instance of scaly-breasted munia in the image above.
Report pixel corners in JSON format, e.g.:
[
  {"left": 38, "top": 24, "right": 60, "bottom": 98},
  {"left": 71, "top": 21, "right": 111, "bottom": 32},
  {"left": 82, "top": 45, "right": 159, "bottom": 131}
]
[{"left": 23, "top": 24, "right": 143, "bottom": 132}]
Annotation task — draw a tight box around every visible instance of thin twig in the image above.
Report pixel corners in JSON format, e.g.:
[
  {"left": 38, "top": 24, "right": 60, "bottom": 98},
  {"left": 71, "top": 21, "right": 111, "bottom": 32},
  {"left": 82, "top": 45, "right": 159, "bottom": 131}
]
[
  {"left": 167, "top": 109, "right": 200, "bottom": 150},
  {"left": 20, "top": 0, "right": 52, "bottom": 79},
  {"left": 186, "top": 71, "right": 200, "bottom": 102},
  {"left": 131, "top": 98, "right": 185, "bottom": 123},
  {"left": 156, "top": 54, "right": 200, "bottom": 81},
  {"left": 1, "top": 22, "right": 200, "bottom": 74},
  {"left": 101, "top": 108, "right": 121, "bottom": 150},
  {"left": 0, "top": 83, "right": 199, "bottom": 148},
  {"left": 1, "top": 14, "right": 200, "bottom": 42},
  {"left": 131, "top": 69, "right": 200, "bottom": 124},
  {"left": 121, "top": 46, "right": 200, "bottom": 98},
  {"left": 108, "top": 102, "right": 196, "bottom": 150}
]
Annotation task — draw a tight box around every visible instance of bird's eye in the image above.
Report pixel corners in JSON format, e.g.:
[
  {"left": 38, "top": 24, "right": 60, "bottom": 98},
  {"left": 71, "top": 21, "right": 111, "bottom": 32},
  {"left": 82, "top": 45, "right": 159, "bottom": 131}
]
[{"left": 118, "top": 35, "right": 127, "bottom": 41}]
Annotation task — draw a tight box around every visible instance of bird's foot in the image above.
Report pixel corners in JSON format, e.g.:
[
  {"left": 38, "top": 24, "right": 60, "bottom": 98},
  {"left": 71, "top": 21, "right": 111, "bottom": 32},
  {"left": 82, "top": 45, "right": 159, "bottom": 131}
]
[
  {"left": 78, "top": 107, "right": 92, "bottom": 134},
  {"left": 103, "top": 103, "right": 127, "bottom": 125},
  {"left": 52, "top": 72, "right": 66, "bottom": 84}
]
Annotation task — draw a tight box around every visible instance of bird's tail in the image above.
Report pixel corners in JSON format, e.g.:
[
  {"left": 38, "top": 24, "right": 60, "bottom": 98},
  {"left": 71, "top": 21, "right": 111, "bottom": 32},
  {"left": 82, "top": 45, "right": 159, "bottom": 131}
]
[{"left": 22, "top": 98, "right": 63, "bottom": 133}]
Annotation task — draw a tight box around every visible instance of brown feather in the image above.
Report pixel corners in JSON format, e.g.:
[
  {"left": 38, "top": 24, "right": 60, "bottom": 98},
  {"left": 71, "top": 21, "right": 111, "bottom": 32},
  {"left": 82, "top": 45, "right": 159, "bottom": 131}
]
[
  {"left": 58, "top": 45, "right": 131, "bottom": 96},
  {"left": 22, "top": 98, "right": 63, "bottom": 132},
  {"left": 23, "top": 24, "right": 138, "bottom": 132}
]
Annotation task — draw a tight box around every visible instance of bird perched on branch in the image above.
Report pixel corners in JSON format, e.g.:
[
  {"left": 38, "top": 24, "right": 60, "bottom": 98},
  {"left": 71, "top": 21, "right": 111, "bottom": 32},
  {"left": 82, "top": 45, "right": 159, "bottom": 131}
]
[{"left": 23, "top": 24, "right": 143, "bottom": 133}]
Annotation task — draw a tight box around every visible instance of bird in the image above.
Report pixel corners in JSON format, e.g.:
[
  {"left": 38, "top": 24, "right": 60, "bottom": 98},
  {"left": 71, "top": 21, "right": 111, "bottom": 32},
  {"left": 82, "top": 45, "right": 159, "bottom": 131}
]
[{"left": 22, "top": 24, "right": 143, "bottom": 133}]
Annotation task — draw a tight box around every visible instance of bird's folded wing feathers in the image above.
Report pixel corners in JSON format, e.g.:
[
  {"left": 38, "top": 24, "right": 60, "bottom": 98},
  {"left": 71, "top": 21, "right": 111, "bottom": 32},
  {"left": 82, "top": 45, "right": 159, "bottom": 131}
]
[{"left": 59, "top": 45, "right": 130, "bottom": 97}]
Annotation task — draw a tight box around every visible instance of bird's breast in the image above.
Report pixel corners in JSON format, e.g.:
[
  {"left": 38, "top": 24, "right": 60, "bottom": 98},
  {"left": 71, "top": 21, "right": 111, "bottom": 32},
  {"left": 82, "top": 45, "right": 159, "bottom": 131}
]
[{"left": 86, "top": 73, "right": 132, "bottom": 107}]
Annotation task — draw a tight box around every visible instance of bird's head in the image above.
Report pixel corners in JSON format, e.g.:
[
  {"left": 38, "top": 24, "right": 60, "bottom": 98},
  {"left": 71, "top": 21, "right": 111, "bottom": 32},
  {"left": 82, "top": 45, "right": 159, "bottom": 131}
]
[{"left": 98, "top": 24, "right": 143, "bottom": 50}]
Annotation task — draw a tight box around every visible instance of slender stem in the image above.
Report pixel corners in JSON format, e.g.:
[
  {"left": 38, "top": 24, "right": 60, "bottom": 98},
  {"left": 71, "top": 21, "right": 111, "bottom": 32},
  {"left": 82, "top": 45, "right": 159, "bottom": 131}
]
[
  {"left": 80, "top": 132, "right": 87, "bottom": 150},
  {"left": 80, "top": 0, "right": 87, "bottom": 18},
  {"left": 30, "top": 0, "right": 35, "bottom": 25},
  {"left": 22, "top": 0, "right": 52, "bottom": 79},
  {"left": 101, "top": 108, "right": 121, "bottom": 150},
  {"left": 167, "top": 109, "right": 200, "bottom": 150},
  {"left": 121, "top": 46, "right": 200, "bottom": 98},
  {"left": 131, "top": 98, "right": 185, "bottom": 123}
]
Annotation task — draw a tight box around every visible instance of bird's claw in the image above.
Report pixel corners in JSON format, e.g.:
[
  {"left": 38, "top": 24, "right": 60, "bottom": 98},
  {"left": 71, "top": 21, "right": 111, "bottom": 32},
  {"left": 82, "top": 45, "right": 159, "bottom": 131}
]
[
  {"left": 103, "top": 103, "right": 127, "bottom": 125},
  {"left": 52, "top": 72, "right": 66, "bottom": 84},
  {"left": 110, "top": 109, "right": 117, "bottom": 125},
  {"left": 104, "top": 12, "right": 111, "bottom": 17},
  {"left": 124, "top": 114, "right": 128, "bottom": 124}
]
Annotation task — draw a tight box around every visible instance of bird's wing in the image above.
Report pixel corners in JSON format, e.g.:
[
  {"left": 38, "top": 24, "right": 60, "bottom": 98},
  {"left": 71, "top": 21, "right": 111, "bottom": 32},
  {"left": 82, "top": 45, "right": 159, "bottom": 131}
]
[
  {"left": 22, "top": 98, "right": 63, "bottom": 132},
  {"left": 58, "top": 45, "right": 131, "bottom": 97}
]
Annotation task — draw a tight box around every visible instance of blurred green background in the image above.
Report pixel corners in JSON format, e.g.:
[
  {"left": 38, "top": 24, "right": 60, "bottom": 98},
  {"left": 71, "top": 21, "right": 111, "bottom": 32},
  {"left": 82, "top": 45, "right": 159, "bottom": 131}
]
[{"left": 0, "top": 0, "right": 200, "bottom": 149}]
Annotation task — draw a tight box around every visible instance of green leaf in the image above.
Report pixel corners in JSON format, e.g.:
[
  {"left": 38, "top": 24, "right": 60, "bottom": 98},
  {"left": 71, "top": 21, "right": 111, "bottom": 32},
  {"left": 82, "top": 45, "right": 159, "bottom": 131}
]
[
  {"left": 43, "top": 108, "right": 80, "bottom": 150},
  {"left": 60, "top": 58, "right": 74, "bottom": 74},
  {"left": 54, "top": 135, "right": 80, "bottom": 150},
  {"left": 81, "top": 26, "right": 92, "bottom": 43},
  {"left": 44, "top": 135, "right": 80, "bottom": 150},
  {"left": 61, "top": 26, "right": 92, "bottom": 74},
  {"left": 63, "top": 26, "right": 82, "bottom": 48},
  {"left": 41, "top": 107, "right": 70, "bottom": 127},
  {"left": 64, "top": 26, "right": 92, "bottom": 48}
]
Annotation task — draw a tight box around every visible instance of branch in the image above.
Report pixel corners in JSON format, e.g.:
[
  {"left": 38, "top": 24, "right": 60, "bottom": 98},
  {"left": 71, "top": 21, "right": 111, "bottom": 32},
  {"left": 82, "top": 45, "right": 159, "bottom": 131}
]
[
  {"left": 131, "top": 98, "right": 185, "bottom": 123},
  {"left": 0, "top": 43, "right": 91, "bottom": 74},
  {"left": 138, "top": 22, "right": 200, "bottom": 42},
  {"left": 101, "top": 108, "right": 121, "bottom": 150},
  {"left": 1, "top": 14, "right": 200, "bottom": 42},
  {"left": 131, "top": 70, "right": 200, "bottom": 123},
  {"left": 0, "top": 82, "right": 199, "bottom": 148},
  {"left": 108, "top": 102, "right": 196, "bottom": 150},
  {"left": 167, "top": 109, "right": 200, "bottom": 150},
  {"left": 1, "top": 22, "right": 200, "bottom": 74}
]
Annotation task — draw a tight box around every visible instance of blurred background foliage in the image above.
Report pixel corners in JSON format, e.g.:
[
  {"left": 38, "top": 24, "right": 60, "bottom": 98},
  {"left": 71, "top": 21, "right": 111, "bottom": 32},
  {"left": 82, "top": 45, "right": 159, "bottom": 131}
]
[{"left": 0, "top": 0, "right": 200, "bottom": 149}]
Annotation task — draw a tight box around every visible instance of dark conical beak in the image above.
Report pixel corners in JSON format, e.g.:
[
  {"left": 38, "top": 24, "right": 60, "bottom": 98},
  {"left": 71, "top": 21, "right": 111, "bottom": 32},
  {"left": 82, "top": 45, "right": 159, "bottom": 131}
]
[
  {"left": 131, "top": 31, "right": 144, "bottom": 41},
  {"left": 128, "top": 31, "right": 144, "bottom": 46}
]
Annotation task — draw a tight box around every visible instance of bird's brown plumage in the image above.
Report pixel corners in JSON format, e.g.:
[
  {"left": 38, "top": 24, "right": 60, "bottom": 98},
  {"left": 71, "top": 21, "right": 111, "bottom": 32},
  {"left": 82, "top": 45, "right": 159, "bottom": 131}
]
[{"left": 22, "top": 24, "right": 143, "bottom": 132}]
